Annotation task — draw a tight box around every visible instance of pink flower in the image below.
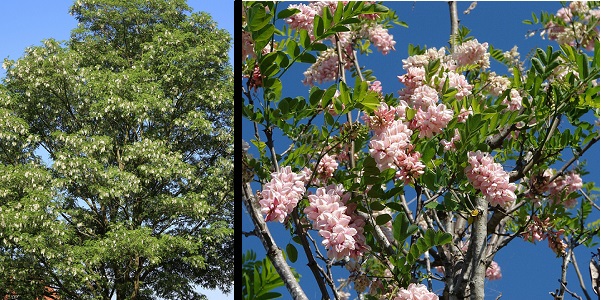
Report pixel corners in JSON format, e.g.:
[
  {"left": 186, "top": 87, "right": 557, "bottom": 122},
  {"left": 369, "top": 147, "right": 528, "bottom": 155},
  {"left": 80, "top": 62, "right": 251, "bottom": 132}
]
[
  {"left": 440, "top": 128, "right": 461, "bottom": 151},
  {"left": 368, "top": 120, "right": 413, "bottom": 171},
  {"left": 485, "top": 261, "right": 502, "bottom": 280},
  {"left": 360, "top": 23, "right": 396, "bottom": 55},
  {"left": 302, "top": 48, "right": 351, "bottom": 86},
  {"left": 394, "top": 150, "right": 425, "bottom": 184},
  {"left": 398, "top": 66, "right": 426, "bottom": 90},
  {"left": 363, "top": 102, "right": 398, "bottom": 134},
  {"left": 523, "top": 215, "right": 549, "bottom": 242},
  {"left": 465, "top": 151, "right": 517, "bottom": 207},
  {"left": 486, "top": 72, "right": 511, "bottom": 97},
  {"left": 457, "top": 107, "right": 473, "bottom": 123},
  {"left": 411, "top": 104, "right": 454, "bottom": 138},
  {"left": 408, "top": 85, "right": 439, "bottom": 110},
  {"left": 248, "top": 65, "right": 263, "bottom": 91},
  {"left": 305, "top": 186, "right": 368, "bottom": 260},
  {"left": 369, "top": 80, "right": 383, "bottom": 95},
  {"left": 259, "top": 166, "right": 307, "bottom": 222},
  {"left": 440, "top": 71, "right": 473, "bottom": 100},
  {"left": 316, "top": 153, "right": 339, "bottom": 181},
  {"left": 285, "top": 4, "right": 316, "bottom": 34},
  {"left": 453, "top": 39, "right": 490, "bottom": 69},
  {"left": 503, "top": 89, "right": 523, "bottom": 111},
  {"left": 395, "top": 283, "right": 438, "bottom": 300},
  {"left": 543, "top": 169, "right": 583, "bottom": 208},
  {"left": 242, "top": 30, "right": 254, "bottom": 62}
]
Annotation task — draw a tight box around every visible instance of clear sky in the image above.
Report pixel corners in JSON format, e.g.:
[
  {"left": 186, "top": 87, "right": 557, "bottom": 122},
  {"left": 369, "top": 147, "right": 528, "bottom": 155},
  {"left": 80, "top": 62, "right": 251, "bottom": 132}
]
[
  {"left": 0, "top": 0, "right": 234, "bottom": 299},
  {"left": 242, "top": 1, "right": 600, "bottom": 300}
]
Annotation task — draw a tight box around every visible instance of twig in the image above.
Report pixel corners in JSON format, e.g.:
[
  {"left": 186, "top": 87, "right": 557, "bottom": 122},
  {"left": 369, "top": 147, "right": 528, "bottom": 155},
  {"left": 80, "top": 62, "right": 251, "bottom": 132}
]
[{"left": 571, "top": 249, "right": 593, "bottom": 300}]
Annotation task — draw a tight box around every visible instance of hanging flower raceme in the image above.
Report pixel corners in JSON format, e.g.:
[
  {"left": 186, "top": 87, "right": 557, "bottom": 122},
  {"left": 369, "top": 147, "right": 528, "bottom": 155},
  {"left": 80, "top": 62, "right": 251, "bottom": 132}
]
[
  {"left": 259, "top": 166, "right": 306, "bottom": 223},
  {"left": 485, "top": 261, "right": 502, "bottom": 280},
  {"left": 360, "top": 23, "right": 396, "bottom": 55},
  {"left": 452, "top": 39, "right": 491, "bottom": 69},
  {"left": 304, "top": 185, "right": 368, "bottom": 260},
  {"left": 465, "top": 151, "right": 517, "bottom": 208},
  {"left": 542, "top": 169, "right": 583, "bottom": 208}
]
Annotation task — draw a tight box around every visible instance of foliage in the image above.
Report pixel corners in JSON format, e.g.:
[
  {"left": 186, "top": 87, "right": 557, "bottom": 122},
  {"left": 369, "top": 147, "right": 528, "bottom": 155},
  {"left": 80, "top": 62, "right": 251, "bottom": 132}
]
[{"left": 242, "top": 1, "right": 599, "bottom": 300}]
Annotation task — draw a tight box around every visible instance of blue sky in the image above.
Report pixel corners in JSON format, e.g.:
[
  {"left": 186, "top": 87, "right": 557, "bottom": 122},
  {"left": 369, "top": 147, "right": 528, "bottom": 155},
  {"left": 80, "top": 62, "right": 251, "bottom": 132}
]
[
  {"left": 0, "top": 0, "right": 234, "bottom": 299},
  {"left": 242, "top": 2, "right": 600, "bottom": 299}
]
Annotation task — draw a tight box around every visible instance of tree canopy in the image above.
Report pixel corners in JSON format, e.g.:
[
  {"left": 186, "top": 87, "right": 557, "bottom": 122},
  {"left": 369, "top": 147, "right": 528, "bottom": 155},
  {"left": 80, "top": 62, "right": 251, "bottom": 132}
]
[{"left": 0, "top": 0, "right": 233, "bottom": 299}]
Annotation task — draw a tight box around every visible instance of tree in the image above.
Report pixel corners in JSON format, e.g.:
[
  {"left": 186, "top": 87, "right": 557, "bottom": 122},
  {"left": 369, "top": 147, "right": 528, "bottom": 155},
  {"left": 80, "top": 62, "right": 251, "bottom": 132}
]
[
  {"left": 242, "top": 1, "right": 599, "bottom": 300},
  {"left": 0, "top": 0, "right": 233, "bottom": 298}
]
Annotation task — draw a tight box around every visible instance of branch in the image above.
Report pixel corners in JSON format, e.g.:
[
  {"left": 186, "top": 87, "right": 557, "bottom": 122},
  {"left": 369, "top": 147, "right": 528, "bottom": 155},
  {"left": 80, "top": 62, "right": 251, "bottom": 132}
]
[
  {"left": 242, "top": 183, "right": 308, "bottom": 300},
  {"left": 448, "top": 1, "right": 459, "bottom": 52},
  {"left": 571, "top": 251, "right": 593, "bottom": 300}
]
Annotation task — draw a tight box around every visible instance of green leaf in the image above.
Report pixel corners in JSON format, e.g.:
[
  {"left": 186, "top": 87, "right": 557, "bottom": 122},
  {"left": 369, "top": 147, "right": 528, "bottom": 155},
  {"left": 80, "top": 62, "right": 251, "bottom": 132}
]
[
  {"left": 314, "top": 15, "right": 325, "bottom": 38},
  {"left": 277, "top": 8, "right": 300, "bottom": 20},
  {"left": 531, "top": 57, "right": 545, "bottom": 75},
  {"left": 298, "top": 52, "right": 316, "bottom": 64},
  {"left": 375, "top": 213, "right": 392, "bottom": 225},
  {"left": 299, "top": 29, "right": 311, "bottom": 49},
  {"left": 286, "top": 243, "right": 298, "bottom": 263}
]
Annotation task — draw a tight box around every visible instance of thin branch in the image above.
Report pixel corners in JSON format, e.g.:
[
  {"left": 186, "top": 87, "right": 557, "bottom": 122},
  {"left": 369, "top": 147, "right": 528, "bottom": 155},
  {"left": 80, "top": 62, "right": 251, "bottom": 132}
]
[{"left": 571, "top": 250, "right": 593, "bottom": 300}]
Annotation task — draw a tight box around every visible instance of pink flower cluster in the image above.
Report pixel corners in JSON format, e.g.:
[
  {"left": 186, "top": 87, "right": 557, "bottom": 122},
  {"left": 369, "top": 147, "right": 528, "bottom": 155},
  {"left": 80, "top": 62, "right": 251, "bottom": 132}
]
[
  {"left": 315, "top": 153, "right": 339, "bottom": 182},
  {"left": 544, "top": 2, "right": 599, "bottom": 51},
  {"left": 547, "top": 229, "right": 568, "bottom": 256},
  {"left": 394, "top": 283, "right": 438, "bottom": 300},
  {"left": 397, "top": 54, "right": 456, "bottom": 139},
  {"left": 503, "top": 89, "right": 523, "bottom": 111},
  {"left": 242, "top": 30, "right": 254, "bottom": 62},
  {"left": 285, "top": 3, "right": 317, "bottom": 36},
  {"left": 440, "top": 128, "right": 461, "bottom": 151},
  {"left": 522, "top": 215, "right": 549, "bottom": 242},
  {"left": 440, "top": 71, "right": 473, "bottom": 100},
  {"left": 360, "top": 23, "right": 396, "bottom": 55},
  {"left": 303, "top": 49, "right": 352, "bottom": 86},
  {"left": 367, "top": 108, "right": 425, "bottom": 184},
  {"left": 541, "top": 169, "right": 583, "bottom": 208},
  {"left": 304, "top": 185, "right": 369, "bottom": 260},
  {"left": 465, "top": 151, "right": 517, "bottom": 207},
  {"left": 259, "top": 166, "right": 306, "bottom": 223},
  {"left": 452, "top": 39, "right": 490, "bottom": 69},
  {"left": 522, "top": 215, "right": 568, "bottom": 255},
  {"left": 485, "top": 261, "right": 502, "bottom": 280}
]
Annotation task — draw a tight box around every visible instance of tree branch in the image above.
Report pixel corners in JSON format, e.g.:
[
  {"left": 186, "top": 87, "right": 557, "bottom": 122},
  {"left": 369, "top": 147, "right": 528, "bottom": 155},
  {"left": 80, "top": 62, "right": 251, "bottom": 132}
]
[{"left": 242, "top": 183, "right": 308, "bottom": 300}]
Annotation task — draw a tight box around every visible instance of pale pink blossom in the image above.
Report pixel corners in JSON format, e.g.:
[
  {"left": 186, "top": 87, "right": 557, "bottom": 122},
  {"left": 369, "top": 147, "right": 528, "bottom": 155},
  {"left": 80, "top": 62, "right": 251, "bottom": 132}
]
[
  {"left": 260, "top": 166, "right": 307, "bottom": 222},
  {"left": 523, "top": 215, "right": 549, "bottom": 242},
  {"left": 285, "top": 4, "right": 316, "bottom": 34},
  {"left": 316, "top": 153, "right": 339, "bottom": 180},
  {"left": 543, "top": 169, "right": 583, "bottom": 208},
  {"left": 457, "top": 107, "right": 473, "bottom": 123},
  {"left": 411, "top": 104, "right": 454, "bottom": 138},
  {"left": 369, "top": 80, "right": 383, "bottom": 95},
  {"left": 453, "top": 39, "right": 490, "bottom": 69},
  {"left": 485, "top": 261, "right": 502, "bottom": 280},
  {"left": 394, "top": 150, "right": 426, "bottom": 184},
  {"left": 408, "top": 85, "right": 439, "bottom": 110},
  {"left": 398, "top": 66, "right": 426, "bottom": 90},
  {"left": 360, "top": 23, "right": 396, "bottom": 55},
  {"left": 303, "top": 48, "right": 351, "bottom": 86},
  {"left": 440, "top": 128, "right": 461, "bottom": 151},
  {"left": 305, "top": 186, "right": 368, "bottom": 260},
  {"left": 503, "top": 89, "right": 523, "bottom": 111},
  {"left": 248, "top": 65, "right": 263, "bottom": 91},
  {"left": 368, "top": 120, "right": 413, "bottom": 171},
  {"left": 465, "top": 151, "right": 517, "bottom": 207},
  {"left": 242, "top": 30, "right": 254, "bottom": 62},
  {"left": 440, "top": 71, "right": 473, "bottom": 100},
  {"left": 395, "top": 283, "right": 438, "bottom": 300},
  {"left": 486, "top": 72, "right": 511, "bottom": 96},
  {"left": 363, "top": 102, "right": 398, "bottom": 134}
]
